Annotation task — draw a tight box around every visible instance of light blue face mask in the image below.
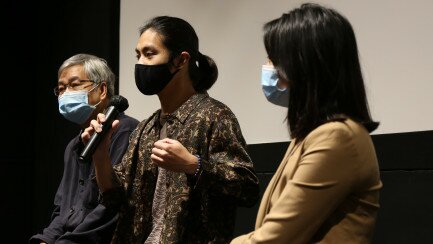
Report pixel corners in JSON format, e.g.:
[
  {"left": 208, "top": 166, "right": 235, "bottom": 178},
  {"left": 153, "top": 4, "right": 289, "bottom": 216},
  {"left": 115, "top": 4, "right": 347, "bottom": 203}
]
[
  {"left": 261, "top": 65, "right": 289, "bottom": 107},
  {"left": 58, "top": 86, "right": 100, "bottom": 125}
]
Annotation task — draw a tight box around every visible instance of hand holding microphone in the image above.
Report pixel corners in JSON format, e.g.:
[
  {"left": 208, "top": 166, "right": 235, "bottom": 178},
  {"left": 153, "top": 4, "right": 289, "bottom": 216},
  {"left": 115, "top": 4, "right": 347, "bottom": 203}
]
[{"left": 80, "top": 95, "right": 129, "bottom": 162}]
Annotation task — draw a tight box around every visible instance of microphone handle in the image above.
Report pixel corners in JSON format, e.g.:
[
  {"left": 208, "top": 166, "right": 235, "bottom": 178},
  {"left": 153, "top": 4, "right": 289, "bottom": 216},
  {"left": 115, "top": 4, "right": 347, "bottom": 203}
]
[{"left": 79, "top": 106, "right": 119, "bottom": 161}]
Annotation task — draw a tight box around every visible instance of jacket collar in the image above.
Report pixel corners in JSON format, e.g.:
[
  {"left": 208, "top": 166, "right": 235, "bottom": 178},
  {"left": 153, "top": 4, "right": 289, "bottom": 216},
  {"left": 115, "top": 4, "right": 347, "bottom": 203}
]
[{"left": 145, "top": 92, "right": 209, "bottom": 134}]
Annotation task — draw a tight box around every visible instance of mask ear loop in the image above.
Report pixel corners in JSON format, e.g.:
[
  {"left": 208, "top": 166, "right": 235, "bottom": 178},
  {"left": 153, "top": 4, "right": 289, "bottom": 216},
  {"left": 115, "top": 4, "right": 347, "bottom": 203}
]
[
  {"left": 88, "top": 82, "right": 101, "bottom": 93},
  {"left": 88, "top": 82, "right": 103, "bottom": 108}
]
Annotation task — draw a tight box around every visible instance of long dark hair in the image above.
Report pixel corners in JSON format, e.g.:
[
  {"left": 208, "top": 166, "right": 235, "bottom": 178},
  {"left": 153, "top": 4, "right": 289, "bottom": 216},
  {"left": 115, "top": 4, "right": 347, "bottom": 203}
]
[
  {"left": 139, "top": 16, "right": 218, "bottom": 92},
  {"left": 263, "top": 3, "right": 379, "bottom": 140}
]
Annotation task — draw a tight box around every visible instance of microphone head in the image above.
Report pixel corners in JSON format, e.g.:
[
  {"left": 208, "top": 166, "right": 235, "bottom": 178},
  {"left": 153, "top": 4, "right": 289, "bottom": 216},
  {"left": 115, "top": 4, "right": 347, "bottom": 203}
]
[{"left": 109, "top": 95, "right": 129, "bottom": 112}]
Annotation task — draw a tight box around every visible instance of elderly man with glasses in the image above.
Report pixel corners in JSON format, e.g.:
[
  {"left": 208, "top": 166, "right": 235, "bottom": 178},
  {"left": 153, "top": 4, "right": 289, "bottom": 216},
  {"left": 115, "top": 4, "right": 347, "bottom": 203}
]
[{"left": 30, "top": 53, "right": 139, "bottom": 244}]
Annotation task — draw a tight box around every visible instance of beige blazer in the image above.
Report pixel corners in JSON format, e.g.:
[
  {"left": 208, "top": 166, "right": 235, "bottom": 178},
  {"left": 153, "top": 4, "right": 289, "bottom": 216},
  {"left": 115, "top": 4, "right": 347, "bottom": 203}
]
[{"left": 232, "top": 119, "right": 382, "bottom": 243}]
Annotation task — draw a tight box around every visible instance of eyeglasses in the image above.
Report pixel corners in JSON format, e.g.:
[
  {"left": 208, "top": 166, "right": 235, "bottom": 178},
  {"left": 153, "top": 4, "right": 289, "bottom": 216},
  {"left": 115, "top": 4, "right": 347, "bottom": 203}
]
[{"left": 53, "top": 79, "right": 95, "bottom": 96}]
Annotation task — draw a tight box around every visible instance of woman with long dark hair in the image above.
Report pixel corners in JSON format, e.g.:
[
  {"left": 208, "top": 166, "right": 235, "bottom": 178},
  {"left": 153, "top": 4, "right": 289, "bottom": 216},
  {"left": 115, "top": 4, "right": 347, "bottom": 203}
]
[{"left": 232, "top": 3, "right": 382, "bottom": 243}]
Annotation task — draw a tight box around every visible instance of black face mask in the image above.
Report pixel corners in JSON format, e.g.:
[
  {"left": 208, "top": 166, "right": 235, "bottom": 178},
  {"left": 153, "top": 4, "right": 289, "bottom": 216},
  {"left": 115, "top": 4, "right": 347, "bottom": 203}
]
[{"left": 134, "top": 63, "right": 179, "bottom": 95}]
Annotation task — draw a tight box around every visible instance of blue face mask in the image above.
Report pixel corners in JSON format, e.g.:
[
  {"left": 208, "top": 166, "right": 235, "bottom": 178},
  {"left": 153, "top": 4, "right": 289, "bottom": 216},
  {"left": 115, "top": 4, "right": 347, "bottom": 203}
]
[
  {"left": 58, "top": 86, "right": 100, "bottom": 125},
  {"left": 261, "top": 65, "right": 289, "bottom": 107}
]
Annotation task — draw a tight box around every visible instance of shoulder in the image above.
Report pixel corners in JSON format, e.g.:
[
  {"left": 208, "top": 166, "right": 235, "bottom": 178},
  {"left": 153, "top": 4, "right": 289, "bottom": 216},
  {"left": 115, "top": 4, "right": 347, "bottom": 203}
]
[
  {"left": 118, "top": 113, "right": 139, "bottom": 124},
  {"left": 304, "top": 118, "right": 369, "bottom": 148},
  {"left": 117, "top": 113, "right": 139, "bottom": 128},
  {"left": 110, "top": 113, "right": 140, "bottom": 139},
  {"left": 199, "top": 96, "right": 238, "bottom": 120}
]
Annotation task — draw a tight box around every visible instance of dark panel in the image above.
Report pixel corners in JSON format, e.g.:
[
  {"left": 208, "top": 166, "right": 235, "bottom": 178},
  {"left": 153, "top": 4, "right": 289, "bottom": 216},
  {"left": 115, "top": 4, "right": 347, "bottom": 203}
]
[
  {"left": 247, "top": 130, "right": 433, "bottom": 172},
  {"left": 372, "top": 130, "right": 433, "bottom": 170},
  {"left": 247, "top": 141, "right": 290, "bottom": 173},
  {"left": 372, "top": 170, "right": 433, "bottom": 243}
]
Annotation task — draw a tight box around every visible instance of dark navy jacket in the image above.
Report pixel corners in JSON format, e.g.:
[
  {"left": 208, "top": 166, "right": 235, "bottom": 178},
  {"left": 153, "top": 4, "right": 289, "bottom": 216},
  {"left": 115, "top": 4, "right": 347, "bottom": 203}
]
[{"left": 30, "top": 113, "right": 139, "bottom": 244}]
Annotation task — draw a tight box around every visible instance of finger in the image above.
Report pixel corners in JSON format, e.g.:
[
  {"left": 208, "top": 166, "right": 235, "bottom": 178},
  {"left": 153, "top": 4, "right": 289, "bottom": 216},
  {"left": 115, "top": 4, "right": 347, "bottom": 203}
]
[
  {"left": 97, "top": 113, "right": 106, "bottom": 123},
  {"left": 82, "top": 125, "right": 95, "bottom": 137},
  {"left": 107, "top": 119, "right": 120, "bottom": 139},
  {"left": 153, "top": 140, "right": 168, "bottom": 150},
  {"left": 90, "top": 119, "right": 103, "bottom": 133},
  {"left": 161, "top": 138, "right": 177, "bottom": 144},
  {"left": 81, "top": 128, "right": 92, "bottom": 144},
  {"left": 150, "top": 153, "right": 164, "bottom": 165},
  {"left": 112, "top": 119, "right": 120, "bottom": 129},
  {"left": 151, "top": 147, "right": 167, "bottom": 158}
]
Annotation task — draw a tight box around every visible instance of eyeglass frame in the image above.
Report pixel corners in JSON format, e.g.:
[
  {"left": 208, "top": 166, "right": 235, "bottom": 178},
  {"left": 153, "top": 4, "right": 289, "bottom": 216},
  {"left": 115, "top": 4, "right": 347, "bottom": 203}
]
[{"left": 53, "top": 79, "right": 97, "bottom": 96}]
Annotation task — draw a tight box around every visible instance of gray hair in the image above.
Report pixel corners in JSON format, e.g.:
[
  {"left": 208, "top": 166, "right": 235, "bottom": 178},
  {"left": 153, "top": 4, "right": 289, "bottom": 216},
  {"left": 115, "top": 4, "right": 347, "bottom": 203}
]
[{"left": 58, "top": 53, "right": 115, "bottom": 98}]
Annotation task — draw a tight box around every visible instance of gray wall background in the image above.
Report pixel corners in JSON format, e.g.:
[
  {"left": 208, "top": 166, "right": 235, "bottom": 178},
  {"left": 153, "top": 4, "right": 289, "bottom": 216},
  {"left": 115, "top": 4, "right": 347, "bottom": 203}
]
[{"left": 119, "top": 0, "right": 433, "bottom": 144}]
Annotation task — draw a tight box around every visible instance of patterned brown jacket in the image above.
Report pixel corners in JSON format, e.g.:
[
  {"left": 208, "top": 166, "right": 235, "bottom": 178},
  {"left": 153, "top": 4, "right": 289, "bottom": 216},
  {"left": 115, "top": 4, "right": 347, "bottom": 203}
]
[{"left": 102, "top": 93, "right": 259, "bottom": 243}]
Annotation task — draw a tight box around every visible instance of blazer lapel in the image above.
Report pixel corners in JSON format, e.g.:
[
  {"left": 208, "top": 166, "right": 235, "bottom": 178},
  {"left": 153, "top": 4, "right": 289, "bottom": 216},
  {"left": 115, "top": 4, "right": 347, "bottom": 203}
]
[{"left": 255, "top": 140, "right": 295, "bottom": 227}]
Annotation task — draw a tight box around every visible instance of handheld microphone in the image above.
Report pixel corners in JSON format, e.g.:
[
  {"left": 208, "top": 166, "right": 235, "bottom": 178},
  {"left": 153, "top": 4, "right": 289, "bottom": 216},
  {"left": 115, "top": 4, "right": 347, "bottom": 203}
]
[{"left": 79, "top": 95, "right": 129, "bottom": 161}]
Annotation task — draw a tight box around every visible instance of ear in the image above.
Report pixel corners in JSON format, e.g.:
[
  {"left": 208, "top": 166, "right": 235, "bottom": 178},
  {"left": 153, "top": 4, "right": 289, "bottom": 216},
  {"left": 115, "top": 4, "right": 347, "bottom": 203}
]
[
  {"left": 99, "top": 81, "right": 108, "bottom": 100},
  {"left": 277, "top": 79, "right": 289, "bottom": 89},
  {"left": 175, "top": 51, "right": 191, "bottom": 68}
]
